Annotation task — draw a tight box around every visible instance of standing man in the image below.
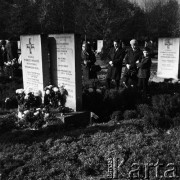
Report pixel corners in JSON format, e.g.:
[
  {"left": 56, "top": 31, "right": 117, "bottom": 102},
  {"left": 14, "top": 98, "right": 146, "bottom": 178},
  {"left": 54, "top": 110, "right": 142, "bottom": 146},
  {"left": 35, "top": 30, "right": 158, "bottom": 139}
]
[
  {"left": 0, "top": 40, "right": 7, "bottom": 76},
  {"left": 81, "top": 42, "right": 96, "bottom": 81},
  {"left": 122, "top": 39, "right": 143, "bottom": 87},
  {"left": 106, "top": 39, "right": 125, "bottom": 90}
]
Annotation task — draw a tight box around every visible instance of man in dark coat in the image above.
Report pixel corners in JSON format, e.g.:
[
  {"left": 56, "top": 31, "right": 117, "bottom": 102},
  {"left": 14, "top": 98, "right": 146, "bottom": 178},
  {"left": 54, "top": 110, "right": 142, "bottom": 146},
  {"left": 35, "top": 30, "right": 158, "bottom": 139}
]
[
  {"left": 81, "top": 42, "right": 97, "bottom": 81},
  {"left": 122, "top": 39, "right": 143, "bottom": 87},
  {"left": 0, "top": 40, "right": 7, "bottom": 75},
  {"left": 136, "top": 47, "right": 152, "bottom": 95},
  {"left": 106, "top": 39, "right": 126, "bottom": 89}
]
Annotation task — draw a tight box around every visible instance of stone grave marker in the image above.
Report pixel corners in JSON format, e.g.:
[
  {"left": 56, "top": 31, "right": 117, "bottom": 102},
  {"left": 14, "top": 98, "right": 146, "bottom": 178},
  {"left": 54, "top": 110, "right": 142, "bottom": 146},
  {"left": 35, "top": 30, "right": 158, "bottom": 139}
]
[
  {"left": 97, "top": 40, "right": 103, "bottom": 53},
  {"left": 20, "top": 34, "right": 50, "bottom": 95},
  {"left": 157, "top": 38, "right": 180, "bottom": 79},
  {"left": 48, "top": 34, "right": 82, "bottom": 111}
]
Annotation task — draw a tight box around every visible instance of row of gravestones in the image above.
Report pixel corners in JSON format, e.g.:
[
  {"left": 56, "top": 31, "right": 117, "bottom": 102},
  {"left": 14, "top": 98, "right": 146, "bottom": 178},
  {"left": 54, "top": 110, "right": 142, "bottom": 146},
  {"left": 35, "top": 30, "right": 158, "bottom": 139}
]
[
  {"left": 20, "top": 34, "right": 82, "bottom": 112},
  {"left": 20, "top": 35, "right": 180, "bottom": 112}
]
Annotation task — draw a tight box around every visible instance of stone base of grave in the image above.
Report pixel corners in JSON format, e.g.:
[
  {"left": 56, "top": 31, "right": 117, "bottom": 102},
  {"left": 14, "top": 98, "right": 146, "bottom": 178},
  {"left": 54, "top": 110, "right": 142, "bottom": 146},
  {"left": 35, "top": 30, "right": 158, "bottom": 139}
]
[{"left": 56, "top": 111, "right": 90, "bottom": 127}]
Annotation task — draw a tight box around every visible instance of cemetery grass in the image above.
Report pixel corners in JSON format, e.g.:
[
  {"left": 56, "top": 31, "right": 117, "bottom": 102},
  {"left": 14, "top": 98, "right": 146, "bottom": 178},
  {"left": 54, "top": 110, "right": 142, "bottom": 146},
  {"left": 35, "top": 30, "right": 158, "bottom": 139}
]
[{"left": 1, "top": 76, "right": 180, "bottom": 179}]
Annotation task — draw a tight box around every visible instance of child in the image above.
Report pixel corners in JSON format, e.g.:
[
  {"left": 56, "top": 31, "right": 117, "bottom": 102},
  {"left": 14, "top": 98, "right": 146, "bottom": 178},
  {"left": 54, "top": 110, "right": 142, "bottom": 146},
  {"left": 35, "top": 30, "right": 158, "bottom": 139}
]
[{"left": 136, "top": 47, "right": 151, "bottom": 96}]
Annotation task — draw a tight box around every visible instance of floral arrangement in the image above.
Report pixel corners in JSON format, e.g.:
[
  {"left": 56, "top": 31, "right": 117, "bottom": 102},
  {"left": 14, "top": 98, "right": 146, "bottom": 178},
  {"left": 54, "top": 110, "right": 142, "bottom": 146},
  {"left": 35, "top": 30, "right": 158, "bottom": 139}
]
[
  {"left": 44, "top": 85, "right": 68, "bottom": 108},
  {"left": 4, "top": 58, "right": 17, "bottom": 67},
  {"left": 4, "top": 58, "right": 19, "bottom": 78},
  {"left": 15, "top": 85, "right": 73, "bottom": 129}
]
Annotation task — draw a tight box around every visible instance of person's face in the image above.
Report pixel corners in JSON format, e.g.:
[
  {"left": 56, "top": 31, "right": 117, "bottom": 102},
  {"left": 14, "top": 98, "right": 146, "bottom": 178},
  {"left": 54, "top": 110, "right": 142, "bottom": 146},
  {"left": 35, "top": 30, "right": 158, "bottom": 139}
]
[
  {"left": 131, "top": 43, "right": 137, "bottom": 51},
  {"left": 113, "top": 41, "right": 119, "bottom": 49},
  {"left": 143, "top": 50, "right": 149, "bottom": 57}
]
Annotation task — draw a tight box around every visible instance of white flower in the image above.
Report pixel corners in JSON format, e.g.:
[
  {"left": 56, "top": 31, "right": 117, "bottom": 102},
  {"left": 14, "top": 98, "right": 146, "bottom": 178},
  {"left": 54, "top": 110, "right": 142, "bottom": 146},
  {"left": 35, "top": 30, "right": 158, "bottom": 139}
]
[
  {"left": 45, "top": 89, "right": 50, "bottom": 95},
  {"left": 16, "top": 89, "right": 24, "bottom": 94},
  {"left": 24, "top": 110, "right": 30, "bottom": 115},
  {"left": 18, "top": 111, "right": 24, "bottom": 119},
  {"left": 7, "top": 61, "right": 11, "bottom": 66},
  {"left": 53, "top": 87, "right": 59, "bottom": 92},
  {"left": 34, "top": 90, "right": 42, "bottom": 97},
  {"left": 44, "top": 113, "right": 50, "bottom": 119},
  {"left": 34, "top": 111, "right": 39, "bottom": 116},
  {"left": 88, "top": 88, "right": 94, "bottom": 93},
  {"left": 48, "top": 85, "right": 53, "bottom": 89},
  {"left": 24, "top": 94, "right": 29, "bottom": 100}
]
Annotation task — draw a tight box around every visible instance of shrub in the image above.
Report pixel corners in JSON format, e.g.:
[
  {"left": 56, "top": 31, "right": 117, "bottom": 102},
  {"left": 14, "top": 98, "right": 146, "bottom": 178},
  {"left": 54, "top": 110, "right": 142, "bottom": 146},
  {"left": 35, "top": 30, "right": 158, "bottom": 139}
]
[
  {"left": 0, "top": 113, "right": 17, "bottom": 134},
  {"left": 111, "top": 111, "right": 123, "bottom": 121},
  {"left": 136, "top": 104, "right": 152, "bottom": 118},
  {"left": 152, "top": 93, "right": 180, "bottom": 117},
  {"left": 172, "top": 116, "right": 180, "bottom": 127},
  {"left": 123, "top": 110, "right": 138, "bottom": 120}
]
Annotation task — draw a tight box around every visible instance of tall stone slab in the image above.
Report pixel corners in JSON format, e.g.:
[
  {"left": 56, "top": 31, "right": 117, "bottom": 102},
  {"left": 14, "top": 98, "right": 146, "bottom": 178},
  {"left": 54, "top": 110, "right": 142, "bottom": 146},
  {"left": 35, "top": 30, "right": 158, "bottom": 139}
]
[
  {"left": 157, "top": 38, "right": 180, "bottom": 79},
  {"left": 20, "top": 35, "right": 50, "bottom": 94},
  {"left": 97, "top": 40, "right": 103, "bottom": 53},
  {"left": 49, "top": 34, "right": 82, "bottom": 111}
]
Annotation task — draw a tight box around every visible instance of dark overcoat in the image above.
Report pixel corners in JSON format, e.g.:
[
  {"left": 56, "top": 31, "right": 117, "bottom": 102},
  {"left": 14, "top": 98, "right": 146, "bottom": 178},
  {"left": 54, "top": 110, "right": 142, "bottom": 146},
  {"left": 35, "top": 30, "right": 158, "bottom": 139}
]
[
  {"left": 124, "top": 47, "right": 143, "bottom": 76},
  {"left": 106, "top": 47, "right": 125, "bottom": 81},
  {"left": 137, "top": 56, "right": 151, "bottom": 79},
  {"left": 81, "top": 50, "right": 96, "bottom": 80},
  {"left": 0, "top": 47, "right": 7, "bottom": 67}
]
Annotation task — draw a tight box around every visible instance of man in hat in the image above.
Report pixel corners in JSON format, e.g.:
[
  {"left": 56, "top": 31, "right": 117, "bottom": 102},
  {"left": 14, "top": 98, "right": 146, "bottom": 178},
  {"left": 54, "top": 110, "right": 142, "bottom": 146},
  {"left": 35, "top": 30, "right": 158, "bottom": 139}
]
[{"left": 122, "top": 39, "right": 143, "bottom": 87}]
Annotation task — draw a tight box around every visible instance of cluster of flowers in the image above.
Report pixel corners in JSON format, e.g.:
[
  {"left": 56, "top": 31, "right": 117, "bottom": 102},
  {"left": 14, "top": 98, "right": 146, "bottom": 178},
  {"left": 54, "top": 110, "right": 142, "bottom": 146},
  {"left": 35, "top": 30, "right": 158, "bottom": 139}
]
[
  {"left": 44, "top": 85, "right": 68, "bottom": 108},
  {"left": 4, "top": 58, "right": 17, "bottom": 67},
  {"left": 15, "top": 85, "right": 73, "bottom": 129}
]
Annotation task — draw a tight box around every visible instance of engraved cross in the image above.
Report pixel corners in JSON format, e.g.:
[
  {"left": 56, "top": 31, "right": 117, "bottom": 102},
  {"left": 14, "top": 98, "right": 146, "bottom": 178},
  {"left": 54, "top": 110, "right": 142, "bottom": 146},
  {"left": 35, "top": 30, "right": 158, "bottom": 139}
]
[
  {"left": 165, "top": 39, "right": 173, "bottom": 49},
  {"left": 26, "top": 38, "right": 34, "bottom": 54}
]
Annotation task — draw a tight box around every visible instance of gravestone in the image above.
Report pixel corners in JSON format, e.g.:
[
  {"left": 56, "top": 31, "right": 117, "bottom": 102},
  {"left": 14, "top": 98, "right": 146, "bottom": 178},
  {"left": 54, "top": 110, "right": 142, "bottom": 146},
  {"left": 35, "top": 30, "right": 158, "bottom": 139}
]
[
  {"left": 97, "top": 40, "right": 103, "bottom": 53},
  {"left": 157, "top": 38, "right": 180, "bottom": 79},
  {"left": 20, "top": 34, "right": 50, "bottom": 94},
  {"left": 48, "top": 34, "right": 82, "bottom": 111}
]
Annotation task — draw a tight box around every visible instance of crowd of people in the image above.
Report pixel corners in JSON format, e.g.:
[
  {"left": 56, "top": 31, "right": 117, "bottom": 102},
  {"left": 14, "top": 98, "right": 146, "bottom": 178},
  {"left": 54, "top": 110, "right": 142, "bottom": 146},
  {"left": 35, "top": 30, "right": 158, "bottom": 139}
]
[{"left": 81, "top": 39, "right": 152, "bottom": 97}]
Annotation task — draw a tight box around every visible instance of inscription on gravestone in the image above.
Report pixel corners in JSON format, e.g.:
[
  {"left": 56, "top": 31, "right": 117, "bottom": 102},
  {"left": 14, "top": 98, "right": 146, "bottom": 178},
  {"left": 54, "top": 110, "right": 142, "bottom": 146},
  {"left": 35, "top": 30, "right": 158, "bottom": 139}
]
[
  {"left": 20, "top": 35, "right": 50, "bottom": 94},
  {"left": 157, "top": 38, "right": 180, "bottom": 79},
  {"left": 49, "top": 34, "right": 82, "bottom": 111}
]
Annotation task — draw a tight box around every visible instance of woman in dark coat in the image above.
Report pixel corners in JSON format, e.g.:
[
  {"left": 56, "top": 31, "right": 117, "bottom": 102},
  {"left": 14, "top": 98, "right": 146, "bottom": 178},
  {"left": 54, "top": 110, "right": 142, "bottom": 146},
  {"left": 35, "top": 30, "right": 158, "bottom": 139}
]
[
  {"left": 106, "top": 39, "right": 126, "bottom": 89},
  {"left": 81, "top": 42, "right": 97, "bottom": 81}
]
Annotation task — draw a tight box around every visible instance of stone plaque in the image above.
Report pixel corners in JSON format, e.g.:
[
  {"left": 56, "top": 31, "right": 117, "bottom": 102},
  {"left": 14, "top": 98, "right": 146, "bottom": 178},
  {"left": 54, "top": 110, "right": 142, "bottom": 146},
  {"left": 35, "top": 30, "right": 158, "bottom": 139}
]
[
  {"left": 49, "top": 34, "right": 82, "bottom": 111},
  {"left": 157, "top": 38, "right": 180, "bottom": 79},
  {"left": 20, "top": 35, "right": 50, "bottom": 94}
]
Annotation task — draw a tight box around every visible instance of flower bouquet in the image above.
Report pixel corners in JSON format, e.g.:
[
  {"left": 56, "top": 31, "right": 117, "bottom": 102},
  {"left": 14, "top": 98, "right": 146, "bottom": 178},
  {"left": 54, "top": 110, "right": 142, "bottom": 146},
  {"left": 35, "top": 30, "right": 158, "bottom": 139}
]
[
  {"left": 4, "top": 58, "right": 18, "bottom": 78},
  {"left": 15, "top": 85, "right": 73, "bottom": 129}
]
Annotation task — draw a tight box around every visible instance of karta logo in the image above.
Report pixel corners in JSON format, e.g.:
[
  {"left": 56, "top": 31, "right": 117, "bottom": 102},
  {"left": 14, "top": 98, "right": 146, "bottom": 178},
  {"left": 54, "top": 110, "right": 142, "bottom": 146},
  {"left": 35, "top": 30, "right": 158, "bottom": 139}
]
[{"left": 107, "top": 158, "right": 180, "bottom": 179}]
